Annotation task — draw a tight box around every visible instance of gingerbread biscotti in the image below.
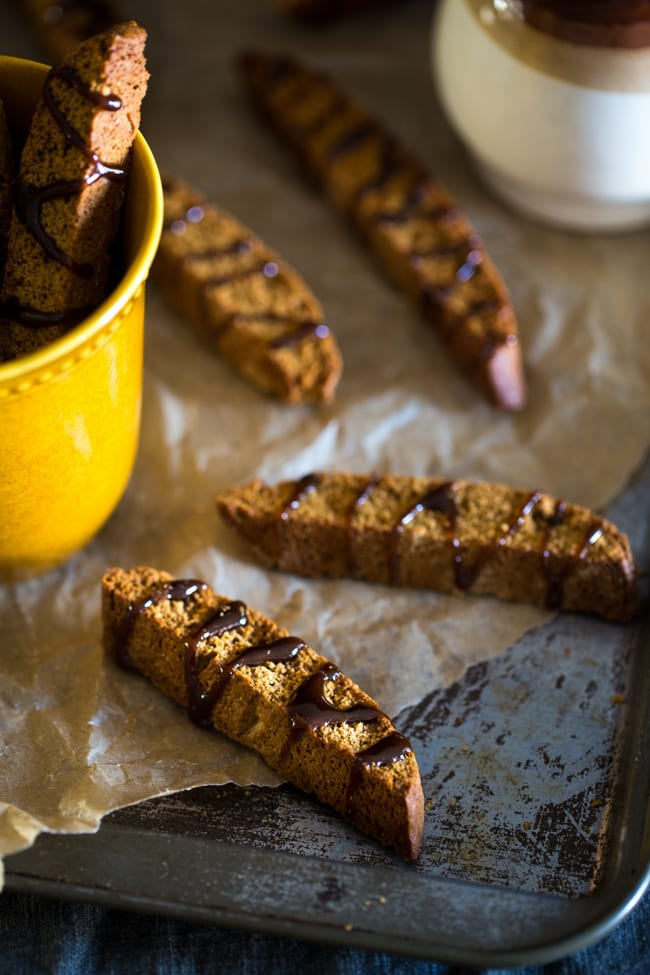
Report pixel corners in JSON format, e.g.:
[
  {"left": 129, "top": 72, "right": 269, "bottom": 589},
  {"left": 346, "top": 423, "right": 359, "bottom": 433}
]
[
  {"left": 238, "top": 50, "right": 525, "bottom": 410},
  {"left": 153, "top": 175, "right": 342, "bottom": 404},
  {"left": 0, "top": 21, "right": 148, "bottom": 361},
  {"left": 217, "top": 472, "right": 638, "bottom": 622},
  {"left": 102, "top": 566, "right": 424, "bottom": 859}
]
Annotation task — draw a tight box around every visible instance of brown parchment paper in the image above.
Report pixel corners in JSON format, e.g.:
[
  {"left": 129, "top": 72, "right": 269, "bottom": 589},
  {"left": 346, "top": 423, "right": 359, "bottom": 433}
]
[{"left": 2, "top": 0, "right": 650, "bottom": 884}]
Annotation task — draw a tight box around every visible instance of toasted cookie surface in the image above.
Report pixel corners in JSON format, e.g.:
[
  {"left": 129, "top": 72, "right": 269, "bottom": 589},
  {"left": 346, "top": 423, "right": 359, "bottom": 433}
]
[
  {"left": 218, "top": 472, "right": 638, "bottom": 621},
  {"left": 0, "top": 21, "right": 148, "bottom": 360},
  {"left": 153, "top": 175, "right": 342, "bottom": 403},
  {"left": 102, "top": 566, "right": 425, "bottom": 859},
  {"left": 238, "top": 49, "right": 525, "bottom": 409}
]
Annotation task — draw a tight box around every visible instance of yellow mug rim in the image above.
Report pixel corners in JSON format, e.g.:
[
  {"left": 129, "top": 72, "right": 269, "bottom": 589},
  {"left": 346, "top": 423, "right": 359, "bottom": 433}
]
[{"left": 0, "top": 56, "right": 163, "bottom": 384}]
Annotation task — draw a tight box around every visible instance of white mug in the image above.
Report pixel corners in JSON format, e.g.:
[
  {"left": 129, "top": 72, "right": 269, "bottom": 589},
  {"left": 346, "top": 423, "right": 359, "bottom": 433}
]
[{"left": 432, "top": 0, "right": 650, "bottom": 231}]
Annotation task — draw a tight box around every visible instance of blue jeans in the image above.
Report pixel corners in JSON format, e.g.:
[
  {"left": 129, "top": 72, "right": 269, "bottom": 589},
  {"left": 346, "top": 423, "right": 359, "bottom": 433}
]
[{"left": 1, "top": 886, "right": 649, "bottom": 974}]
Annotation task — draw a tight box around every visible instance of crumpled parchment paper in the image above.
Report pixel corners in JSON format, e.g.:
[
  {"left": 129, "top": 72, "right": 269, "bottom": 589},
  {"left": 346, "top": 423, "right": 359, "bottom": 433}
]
[{"left": 1, "top": 0, "right": 650, "bottom": 885}]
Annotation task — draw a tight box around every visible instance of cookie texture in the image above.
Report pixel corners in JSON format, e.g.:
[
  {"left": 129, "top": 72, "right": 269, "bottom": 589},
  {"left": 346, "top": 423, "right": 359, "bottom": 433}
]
[
  {"left": 102, "top": 566, "right": 424, "bottom": 859},
  {"left": 0, "top": 21, "right": 148, "bottom": 360},
  {"left": 217, "top": 472, "right": 638, "bottom": 621},
  {"left": 153, "top": 175, "right": 342, "bottom": 403},
  {"left": 238, "top": 49, "right": 525, "bottom": 410}
]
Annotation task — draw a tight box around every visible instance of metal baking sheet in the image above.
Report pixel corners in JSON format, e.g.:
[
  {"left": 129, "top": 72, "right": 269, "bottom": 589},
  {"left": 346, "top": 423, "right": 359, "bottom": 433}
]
[{"left": 6, "top": 456, "right": 650, "bottom": 966}]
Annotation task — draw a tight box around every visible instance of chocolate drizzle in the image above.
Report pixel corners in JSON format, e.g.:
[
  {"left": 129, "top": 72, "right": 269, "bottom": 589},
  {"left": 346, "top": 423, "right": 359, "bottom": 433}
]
[
  {"left": 411, "top": 233, "right": 484, "bottom": 285},
  {"left": 280, "top": 472, "right": 322, "bottom": 521},
  {"left": 345, "top": 474, "right": 379, "bottom": 573},
  {"left": 184, "top": 600, "right": 249, "bottom": 726},
  {"left": 113, "top": 573, "right": 412, "bottom": 799},
  {"left": 1, "top": 294, "right": 92, "bottom": 328},
  {"left": 269, "top": 320, "right": 331, "bottom": 349},
  {"left": 244, "top": 51, "right": 519, "bottom": 367},
  {"left": 20, "top": 65, "right": 125, "bottom": 274},
  {"left": 273, "top": 472, "right": 608, "bottom": 610},
  {"left": 287, "top": 662, "right": 382, "bottom": 736},
  {"left": 115, "top": 578, "right": 208, "bottom": 670},
  {"left": 183, "top": 239, "right": 253, "bottom": 262},
  {"left": 390, "top": 482, "right": 469, "bottom": 587},
  {"left": 163, "top": 189, "right": 331, "bottom": 350},
  {"left": 346, "top": 729, "right": 413, "bottom": 813},
  {"left": 5, "top": 63, "right": 126, "bottom": 326},
  {"left": 326, "top": 120, "right": 376, "bottom": 162},
  {"left": 541, "top": 499, "right": 567, "bottom": 609},
  {"left": 384, "top": 479, "right": 604, "bottom": 608},
  {"left": 202, "top": 259, "right": 270, "bottom": 291}
]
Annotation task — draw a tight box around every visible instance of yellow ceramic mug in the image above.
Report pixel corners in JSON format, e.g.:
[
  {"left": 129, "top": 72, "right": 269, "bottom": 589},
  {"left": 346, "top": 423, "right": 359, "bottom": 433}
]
[{"left": 0, "top": 56, "right": 163, "bottom": 580}]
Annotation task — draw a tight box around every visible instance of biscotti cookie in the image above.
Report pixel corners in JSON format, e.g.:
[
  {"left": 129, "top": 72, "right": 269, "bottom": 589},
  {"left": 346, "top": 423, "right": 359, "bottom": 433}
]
[
  {"left": 0, "top": 21, "right": 148, "bottom": 361},
  {"left": 20, "top": 0, "right": 122, "bottom": 63},
  {"left": 217, "top": 472, "right": 638, "bottom": 621},
  {"left": 102, "top": 566, "right": 424, "bottom": 859},
  {"left": 153, "top": 175, "right": 342, "bottom": 404},
  {"left": 238, "top": 50, "right": 525, "bottom": 410}
]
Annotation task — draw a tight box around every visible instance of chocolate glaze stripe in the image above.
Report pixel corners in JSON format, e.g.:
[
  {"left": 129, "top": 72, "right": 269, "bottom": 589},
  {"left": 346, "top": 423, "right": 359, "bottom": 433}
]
[
  {"left": 346, "top": 730, "right": 413, "bottom": 814},
  {"left": 200, "top": 257, "right": 279, "bottom": 294},
  {"left": 113, "top": 576, "right": 413, "bottom": 792},
  {"left": 10, "top": 64, "right": 125, "bottom": 325},
  {"left": 227, "top": 311, "right": 330, "bottom": 350},
  {"left": 252, "top": 52, "right": 427, "bottom": 224},
  {"left": 162, "top": 195, "right": 332, "bottom": 348},
  {"left": 387, "top": 482, "right": 605, "bottom": 609},
  {"left": 115, "top": 578, "right": 208, "bottom": 670},
  {"left": 269, "top": 320, "right": 331, "bottom": 349},
  {"left": 275, "top": 471, "right": 322, "bottom": 559},
  {"left": 545, "top": 517, "right": 603, "bottom": 610},
  {"left": 187, "top": 630, "right": 306, "bottom": 728},
  {"left": 279, "top": 472, "right": 322, "bottom": 521},
  {"left": 251, "top": 53, "right": 338, "bottom": 135},
  {"left": 0, "top": 294, "right": 93, "bottom": 328},
  {"left": 410, "top": 234, "right": 484, "bottom": 285},
  {"left": 372, "top": 201, "right": 458, "bottom": 227},
  {"left": 326, "top": 120, "right": 378, "bottom": 162},
  {"left": 287, "top": 664, "right": 415, "bottom": 810},
  {"left": 541, "top": 500, "right": 567, "bottom": 609},
  {"left": 293, "top": 92, "right": 349, "bottom": 142},
  {"left": 184, "top": 600, "right": 249, "bottom": 726},
  {"left": 28, "top": 66, "right": 123, "bottom": 206},
  {"left": 453, "top": 490, "right": 544, "bottom": 593},
  {"left": 114, "top": 581, "right": 297, "bottom": 728},
  {"left": 421, "top": 289, "right": 510, "bottom": 355},
  {"left": 346, "top": 473, "right": 380, "bottom": 574},
  {"left": 389, "top": 482, "right": 464, "bottom": 587},
  {"left": 162, "top": 199, "right": 256, "bottom": 262},
  {"left": 287, "top": 662, "right": 382, "bottom": 736}
]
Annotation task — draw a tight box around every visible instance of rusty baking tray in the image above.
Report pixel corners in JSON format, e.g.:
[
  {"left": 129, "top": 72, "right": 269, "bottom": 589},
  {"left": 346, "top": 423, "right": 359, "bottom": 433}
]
[{"left": 5, "top": 456, "right": 650, "bottom": 966}]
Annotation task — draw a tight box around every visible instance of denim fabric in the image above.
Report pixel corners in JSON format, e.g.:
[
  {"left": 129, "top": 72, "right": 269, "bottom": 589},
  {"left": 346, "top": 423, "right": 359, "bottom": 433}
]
[{"left": 0, "top": 887, "right": 648, "bottom": 975}]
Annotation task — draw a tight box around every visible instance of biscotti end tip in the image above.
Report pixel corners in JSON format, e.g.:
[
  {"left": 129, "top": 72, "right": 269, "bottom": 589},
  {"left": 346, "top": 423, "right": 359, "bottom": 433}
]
[
  {"left": 485, "top": 339, "right": 526, "bottom": 411},
  {"left": 399, "top": 777, "right": 425, "bottom": 860},
  {"left": 102, "top": 564, "right": 425, "bottom": 860},
  {"left": 216, "top": 483, "right": 281, "bottom": 568}
]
